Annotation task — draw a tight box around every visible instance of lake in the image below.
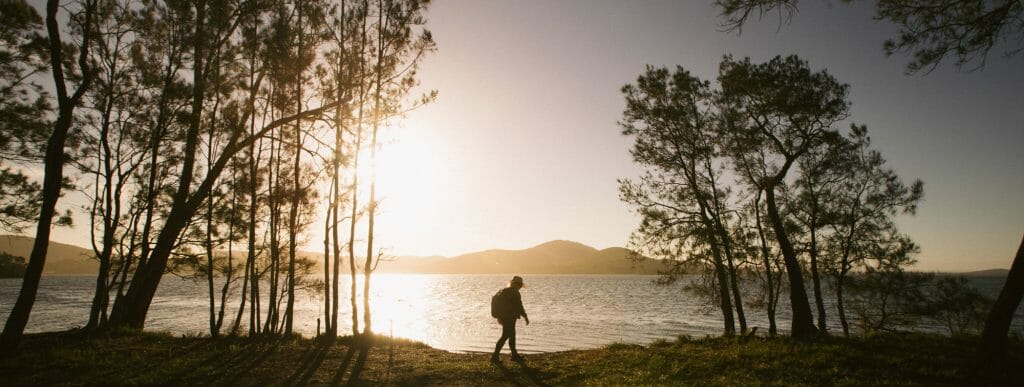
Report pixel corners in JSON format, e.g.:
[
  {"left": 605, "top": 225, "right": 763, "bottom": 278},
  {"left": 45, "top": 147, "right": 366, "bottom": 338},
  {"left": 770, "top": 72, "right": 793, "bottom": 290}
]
[{"left": 1, "top": 274, "right": 1022, "bottom": 353}]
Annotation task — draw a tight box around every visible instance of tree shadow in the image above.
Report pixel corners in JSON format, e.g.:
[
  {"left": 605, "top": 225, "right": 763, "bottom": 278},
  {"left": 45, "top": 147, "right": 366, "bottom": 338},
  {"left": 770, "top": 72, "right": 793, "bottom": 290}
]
[
  {"left": 287, "top": 337, "right": 334, "bottom": 386},
  {"left": 328, "top": 344, "right": 359, "bottom": 386},
  {"left": 344, "top": 346, "right": 370, "bottom": 387},
  {"left": 199, "top": 338, "right": 281, "bottom": 385}
]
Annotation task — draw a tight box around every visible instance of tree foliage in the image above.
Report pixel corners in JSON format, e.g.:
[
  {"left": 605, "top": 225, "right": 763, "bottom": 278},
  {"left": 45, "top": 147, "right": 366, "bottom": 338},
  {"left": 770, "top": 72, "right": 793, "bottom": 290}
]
[
  {"left": 716, "top": 0, "right": 1024, "bottom": 73},
  {"left": 713, "top": 0, "right": 1020, "bottom": 355},
  {"left": 620, "top": 55, "right": 926, "bottom": 339}
]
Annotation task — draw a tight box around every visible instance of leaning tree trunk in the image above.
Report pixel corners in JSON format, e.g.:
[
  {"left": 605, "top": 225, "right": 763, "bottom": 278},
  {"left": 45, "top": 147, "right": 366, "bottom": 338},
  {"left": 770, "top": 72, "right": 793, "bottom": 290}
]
[
  {"left": 981, "top": 234, "right": 1024, "bottom": 357},
  {"left": 722, "top": 242, "right": 747, "bottom": 334},
  {"left": 705, "top": 228, "right": 736, "bottom": 336},
  {"left": 1, "top": 0, "right": 94, "bottom": 350},
  {"left": 764, "top": 185, "right": 818, "bottom": 339}
]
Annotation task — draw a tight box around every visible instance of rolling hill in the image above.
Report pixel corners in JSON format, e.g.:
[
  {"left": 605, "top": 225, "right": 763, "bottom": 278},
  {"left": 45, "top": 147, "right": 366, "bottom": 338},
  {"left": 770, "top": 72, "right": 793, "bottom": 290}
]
[
  {"left": 0, "top": 235, "right": 97, "bottom": 275},
  {"left": 375, "top": 240, "right": 665, "bottom": 274},
  {"left": 0, "top": 236, "right": 662, "bottom": 275}
]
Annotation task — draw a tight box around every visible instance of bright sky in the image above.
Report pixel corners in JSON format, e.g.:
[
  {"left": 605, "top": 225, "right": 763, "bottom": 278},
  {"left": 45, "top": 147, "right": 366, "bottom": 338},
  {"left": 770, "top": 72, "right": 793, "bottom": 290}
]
[
  {"left": 49, "top": 0, "right": 1024, "bottom": 272},
  {"left": 361, "top": 0, "right": 1023, "bottom": 272}
]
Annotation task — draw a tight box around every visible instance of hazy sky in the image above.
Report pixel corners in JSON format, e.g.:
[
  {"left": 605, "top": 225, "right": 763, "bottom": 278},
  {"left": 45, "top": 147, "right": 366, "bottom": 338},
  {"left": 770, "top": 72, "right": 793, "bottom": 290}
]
[{"left": 48, "top": 0, "right": 1024, "bottom": 272}]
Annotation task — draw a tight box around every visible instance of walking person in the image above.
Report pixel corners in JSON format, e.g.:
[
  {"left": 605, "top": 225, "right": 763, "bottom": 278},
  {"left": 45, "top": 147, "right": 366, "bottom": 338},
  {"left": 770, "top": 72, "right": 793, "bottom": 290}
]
[{"left": 491, "top": 275, "right": 529, "bottom": 363}]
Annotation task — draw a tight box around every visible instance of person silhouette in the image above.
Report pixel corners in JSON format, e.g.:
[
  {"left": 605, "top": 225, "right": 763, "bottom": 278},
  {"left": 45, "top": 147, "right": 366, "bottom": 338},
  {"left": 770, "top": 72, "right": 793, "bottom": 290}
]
[{"left": 491, "top": 275, "right": 529, "bottom": 363}]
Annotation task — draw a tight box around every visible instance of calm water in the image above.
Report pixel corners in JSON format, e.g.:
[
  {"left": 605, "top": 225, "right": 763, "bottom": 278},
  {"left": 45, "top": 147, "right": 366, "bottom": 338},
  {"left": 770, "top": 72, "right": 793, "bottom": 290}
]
[{"left": 1, "top": 274, "right": 1021, "bottom": 353}]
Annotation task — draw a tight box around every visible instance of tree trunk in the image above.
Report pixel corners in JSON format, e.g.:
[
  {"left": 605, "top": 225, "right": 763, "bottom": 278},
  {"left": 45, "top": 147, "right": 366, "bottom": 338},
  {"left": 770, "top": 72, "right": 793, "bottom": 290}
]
[
  {"left": 724, "top": 247, "right": 747, "bottom": 334},
  {"left": 284, "top": 2, "right": 304, "bottom": 336},
  {"left": 704, "top": 225, "right": 736, "bottom": 336},
  {"left": 267, "top": 130, "right": 281, "bottom": 333},
  {"left": 246, "top": 107, "right": 261, "bottom": 336},
  {"left": 108, "top": 0, "right": 210, "bottom": 329},
  {"left": 206, "top": 121, "right": 218, "bottom": 337},
  {"left": 346, "top": 77, "right": 365, "bottom": 337},
  {"left": 347, "top": 147, "right": 361, "bottom": 336},
  {"left": 1, "top": 0, "right": 94, "bottom": 350},
  {"left": 232, "top": 238, "right": 249, "bottom": 335},
  {"left": 764, "top": 186, "right": 818, "bottom": 339},
  {"left": 88, "top": 67, "right": 119, "bottom": 330},
  {"left": 809, "top": 224, "right": 828, "bottom": 333},
  {"left": 981, "top": 233, "right": 1024, "bottom": 357},
  {"left": 835, "top": 273, "right": 849, "bottom": 337},
  {"left": 2, "top": 114, "right": 73, "bottom": 347},
  {"left": 322, "top": 204, "right": 332, "bottom": 336},
  {"left": 217, "top": 172, "right": 237, "bottom": 335},
  {"left": 708, "top": 184, "right": 745, "bottom": 333},
  {"left": 754, "top": 191, "right": 777, "bottom": 337}
]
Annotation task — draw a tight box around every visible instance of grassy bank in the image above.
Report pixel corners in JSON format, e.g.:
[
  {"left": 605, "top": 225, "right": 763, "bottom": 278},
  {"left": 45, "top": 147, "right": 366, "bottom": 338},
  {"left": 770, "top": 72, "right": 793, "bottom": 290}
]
[{"left": 0, "top": 330, "right": 1021, "bottom": 386}]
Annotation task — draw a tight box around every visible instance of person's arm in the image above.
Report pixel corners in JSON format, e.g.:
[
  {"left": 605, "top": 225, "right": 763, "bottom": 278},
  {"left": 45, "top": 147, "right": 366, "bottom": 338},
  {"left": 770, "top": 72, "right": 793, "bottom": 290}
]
[{"left": 516, "top": 291, "right": 529, "bottom": 325}]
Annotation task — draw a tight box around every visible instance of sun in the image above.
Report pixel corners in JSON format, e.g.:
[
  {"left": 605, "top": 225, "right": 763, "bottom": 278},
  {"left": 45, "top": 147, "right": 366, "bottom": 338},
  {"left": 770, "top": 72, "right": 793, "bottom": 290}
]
[
  {"left": 368, "top": 125, "right": 444, "bottom": 212},
  {"left": 347, "top": 123, "right": 453, "bottom": 257},
  {"left": 374, "top": 129, "right": 439, "bottom": 201}
]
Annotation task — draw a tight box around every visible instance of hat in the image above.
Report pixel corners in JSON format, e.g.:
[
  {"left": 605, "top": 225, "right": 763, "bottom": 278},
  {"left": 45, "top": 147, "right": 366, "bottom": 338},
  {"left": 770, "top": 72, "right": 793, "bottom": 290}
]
[{"left": 510, "top": 276, "right": 524, "bottom": 286}]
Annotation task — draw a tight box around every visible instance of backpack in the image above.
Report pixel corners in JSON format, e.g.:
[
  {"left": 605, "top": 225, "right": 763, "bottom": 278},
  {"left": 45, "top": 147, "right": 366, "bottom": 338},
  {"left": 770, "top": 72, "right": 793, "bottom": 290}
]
[{"left": 490, "top": 288, "right": 513, "bottom": 319}]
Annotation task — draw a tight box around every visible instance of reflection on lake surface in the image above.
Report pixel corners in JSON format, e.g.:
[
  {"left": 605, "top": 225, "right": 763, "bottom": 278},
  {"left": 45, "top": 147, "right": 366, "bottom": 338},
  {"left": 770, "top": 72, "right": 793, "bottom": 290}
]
[{"left": 1, "top": 274, "right": 1022, "bottom": 353}]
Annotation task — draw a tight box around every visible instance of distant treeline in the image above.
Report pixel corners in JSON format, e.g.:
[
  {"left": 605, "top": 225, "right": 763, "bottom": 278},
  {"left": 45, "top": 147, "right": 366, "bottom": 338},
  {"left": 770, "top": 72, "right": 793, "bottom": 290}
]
[{"left": 0, "top": 252, "right": 26, "bottom": 279}]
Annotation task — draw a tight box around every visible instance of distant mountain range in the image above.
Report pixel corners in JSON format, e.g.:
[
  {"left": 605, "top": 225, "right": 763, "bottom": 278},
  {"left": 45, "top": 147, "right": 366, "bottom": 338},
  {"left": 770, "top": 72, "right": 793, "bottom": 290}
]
[
  {"left": 0, "top": 236, "right": 661, "bottom": 275},
  {"left": 953, "top": 269, "right": 1010, "bottom": 277},
  {"left": 374, "top": 240, "right": 665, "bottom": 275},
  {"left": 0, "top": 235, "right": 1013, "bottom": 277}
]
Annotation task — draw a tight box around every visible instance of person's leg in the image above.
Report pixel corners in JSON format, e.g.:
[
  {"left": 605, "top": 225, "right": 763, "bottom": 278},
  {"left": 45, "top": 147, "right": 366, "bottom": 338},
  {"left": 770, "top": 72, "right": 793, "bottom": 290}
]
[
  {"left": 492, "top": 319, "right": 511, "bottom": 361},
  {"left": 507, "top": 320, "right": 522, "bottom": 361}
]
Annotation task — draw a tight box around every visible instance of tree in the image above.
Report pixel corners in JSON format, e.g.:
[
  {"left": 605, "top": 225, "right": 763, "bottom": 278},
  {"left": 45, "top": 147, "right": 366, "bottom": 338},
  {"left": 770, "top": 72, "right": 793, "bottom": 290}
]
[
  {"left": 1, "top": 0, "right": 98, "bottom": 350},
  {"left": 718, "top": 55, "right": 850, "bottom": 339},
  {"left": 729, "top": 127, "right": 788, "bottom": 337},
  {"left": 924, "top": 276, "right": 994, "bottom": 336},
  {"left": 820, "top": 125, "right": 923, "bottom": 336},
  {"left": 788, "top": 134, "right": 848, "bottom": 333},
  {"left": 320, "top": 0, "right": 361, "bottom": 337},
  {"left": 747, "top": 189, "right": 786, "bottom": 336},
  {"left": 75, "top": 0, "right": 145, "bottom": 330},
  {"left": 360, "top": 0, "right": 435, "bottom": 335},
  {"left": 845, "top": 233, "right": 931, "bottom": 333},
  {"left": 106, "top": 0, "right": 344, "bottom": 330},
  {"left": 619, "top": 66, "right": 742, "bottom": 336},
  {"left": 714, "top": 0, "right": 1024, "bottom": 356},
  {"left": 718, "top": 0, "right": 1024, "bottom": 73}
]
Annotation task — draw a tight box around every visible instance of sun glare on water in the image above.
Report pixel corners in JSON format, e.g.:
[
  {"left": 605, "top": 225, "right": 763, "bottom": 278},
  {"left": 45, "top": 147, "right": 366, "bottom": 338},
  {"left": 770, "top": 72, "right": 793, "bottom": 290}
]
[{"left": 369, "top": 275, "right": 436, "bottom": 342}]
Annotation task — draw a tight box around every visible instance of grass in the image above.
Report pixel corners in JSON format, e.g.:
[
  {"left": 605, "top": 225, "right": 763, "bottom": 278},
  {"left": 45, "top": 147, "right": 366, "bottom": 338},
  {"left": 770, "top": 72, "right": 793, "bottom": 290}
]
[{"left": 0, "top": 330, "right": 1021, "bottom": 386}]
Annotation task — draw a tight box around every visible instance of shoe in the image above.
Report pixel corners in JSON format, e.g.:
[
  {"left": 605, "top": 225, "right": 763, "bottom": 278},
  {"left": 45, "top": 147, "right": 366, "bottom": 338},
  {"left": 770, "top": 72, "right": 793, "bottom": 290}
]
[
  {"left": 511, "top": 354, "right": 524, "bottom": 363},
  {"left": 490, "top": 354, "right": 500, "bottom": 363}
]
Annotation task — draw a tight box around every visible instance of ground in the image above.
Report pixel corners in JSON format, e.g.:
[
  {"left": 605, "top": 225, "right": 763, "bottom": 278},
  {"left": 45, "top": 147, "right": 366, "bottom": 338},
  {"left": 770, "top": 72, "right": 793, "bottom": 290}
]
[{"left": 0, "top": 330, "right": 1021, "bottom": 386}]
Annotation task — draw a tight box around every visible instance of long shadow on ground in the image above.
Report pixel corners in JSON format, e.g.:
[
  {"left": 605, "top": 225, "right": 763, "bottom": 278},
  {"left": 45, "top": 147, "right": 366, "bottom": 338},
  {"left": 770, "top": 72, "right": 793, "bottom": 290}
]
[{"left": 288, "top": 338, "right": 334, "bottom": 386}]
